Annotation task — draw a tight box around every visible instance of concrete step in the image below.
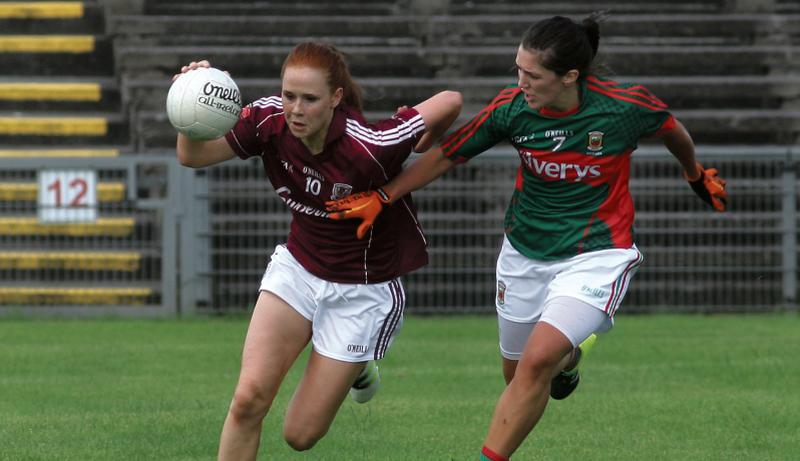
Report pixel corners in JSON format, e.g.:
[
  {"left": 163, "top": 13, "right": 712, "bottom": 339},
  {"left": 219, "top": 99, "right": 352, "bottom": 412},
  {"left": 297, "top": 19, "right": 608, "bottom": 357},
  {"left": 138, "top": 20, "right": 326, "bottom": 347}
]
[
  {"left": 116, "top": 44, "right": 433, "bottom": 79},
  {"left": 427, "top": 14, "right": 800, "bottom": 46},
  {"left": 144, "top": 1, "right": 403, "bottom": 16},
  {"left": 116, "top": 34, "right": 420, "bottom": 48},
  {"left": 114, "top": 13, "right": 800, "bottom": 44},
  {"left": 117, "top": 44, "right": 796, "bottom": 79},
  {"left": 134, "top": 106, "right": 800, "bottom": 150},
  {"left": 674, "top": 108, "right": 800, "bottom": 144},
  {"left": 125, "top": 74, "right": 798, "bottom": 116},
  {"left": 433, "top": 44, "right": 798, "bottom": 77},
  {"left": 144, "top": 0, "right": 727, "bottom": 15},
  {"left": 111, "top": 13, "right": 800, "bottom": 46},
  {"left": 448, "top": 0, "right": 728, "bottom": 14},
  {"left": 111, "top": 14, "right": 418, "bottom": 38},
  {"left": 778, "top": 0, "right": 800, "bottom": 13}
]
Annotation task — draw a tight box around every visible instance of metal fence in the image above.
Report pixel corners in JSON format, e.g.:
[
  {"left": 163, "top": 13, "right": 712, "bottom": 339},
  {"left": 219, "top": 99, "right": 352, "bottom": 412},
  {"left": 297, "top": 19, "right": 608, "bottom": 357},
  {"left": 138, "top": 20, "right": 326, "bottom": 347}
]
[
  {"left": 0, "top": 155, "right": 199, "bottom": 317},
  {"left": 201, "top": 145, "right": 799, "bottom": 315},
  {"left": 1, "top": 147, "right": 797, "bottom": 316}
]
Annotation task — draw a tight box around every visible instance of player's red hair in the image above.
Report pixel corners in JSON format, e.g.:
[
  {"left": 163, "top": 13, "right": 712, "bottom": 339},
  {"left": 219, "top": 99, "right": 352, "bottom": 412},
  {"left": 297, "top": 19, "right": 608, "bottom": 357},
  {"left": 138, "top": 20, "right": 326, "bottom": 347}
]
[{"left": 282, "top": 42, "right": 363, "bottom": 113}]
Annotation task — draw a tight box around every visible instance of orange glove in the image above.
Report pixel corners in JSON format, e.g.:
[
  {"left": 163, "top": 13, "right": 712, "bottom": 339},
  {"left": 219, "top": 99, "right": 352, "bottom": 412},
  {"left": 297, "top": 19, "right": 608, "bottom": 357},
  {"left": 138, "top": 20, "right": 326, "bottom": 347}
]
[
  {"left": 326, "top": 188, "right": 392, "bottom": 239},
  {"left": 685, "top": 162, "right": 727, "bottom": 211}
]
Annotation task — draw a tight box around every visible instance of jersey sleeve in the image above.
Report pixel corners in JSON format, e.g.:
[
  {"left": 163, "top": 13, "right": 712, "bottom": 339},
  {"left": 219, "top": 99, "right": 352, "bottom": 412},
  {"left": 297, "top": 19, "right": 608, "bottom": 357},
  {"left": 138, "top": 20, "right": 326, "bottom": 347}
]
[
  {"left": 652, "top": 114, "right": 678, "bottom": 137},
  {"left": 361, "top": 107, "right": 427, "bottom": 171},
  {"left": 225, "top": 97, "right": 282, "bottom": 159},
  {"left": 441, "top": 87, "right": 519, "bottom": 163},
  {"left": 625, "top": 84, "right": 673, "bottom": 138}
]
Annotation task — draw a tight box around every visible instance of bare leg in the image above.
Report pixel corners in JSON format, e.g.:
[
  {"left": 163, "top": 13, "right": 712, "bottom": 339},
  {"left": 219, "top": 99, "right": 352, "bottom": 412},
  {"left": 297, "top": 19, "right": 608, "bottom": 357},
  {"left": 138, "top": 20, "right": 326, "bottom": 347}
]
[
  {"left": 501, "top": 341, "right": 577, "bottom": 384},
  {"left": 282, "top": 351, "right": 366, "bottom": 451},
  {"left": 218, "top": 291, "right": 312, "bottom": 461},
  {"left": 484, "top": 321, "right": 574, "bottom": 456}
]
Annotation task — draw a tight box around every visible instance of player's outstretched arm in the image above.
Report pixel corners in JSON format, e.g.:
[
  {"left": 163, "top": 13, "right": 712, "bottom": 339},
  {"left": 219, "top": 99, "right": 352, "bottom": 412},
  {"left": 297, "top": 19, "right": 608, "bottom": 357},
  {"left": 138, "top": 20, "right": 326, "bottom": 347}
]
[
  {"left": 177, "top": 135, "right": 236, "bottom": 168},
  {"left": 327, "top": 92, "right": 461, "bottom": 238},
  {"left": 411, "top": 90, "right": 463, "bottom": 153},
  {"left": 381, "top": 146, "right": 456, "bottom": 203},
  {"left": 659, "top": 118, "right": 727, "bottom": 211},
  {"left": 326, "top": 146, "right": 457, "bottom": 238}
]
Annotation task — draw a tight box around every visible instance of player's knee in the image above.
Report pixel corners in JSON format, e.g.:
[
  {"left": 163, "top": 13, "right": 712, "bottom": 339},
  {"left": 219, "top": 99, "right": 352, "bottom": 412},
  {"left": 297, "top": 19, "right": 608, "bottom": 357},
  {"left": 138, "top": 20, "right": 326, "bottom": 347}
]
[
  {"left": 228, "top": 384, "right": 273, "bottom": 422},
  {"left": 516, "top": 353, "right": 559, "bottom": 385},
  {"left": 283, "top": 425, "right": 325, "bottom": 451}
]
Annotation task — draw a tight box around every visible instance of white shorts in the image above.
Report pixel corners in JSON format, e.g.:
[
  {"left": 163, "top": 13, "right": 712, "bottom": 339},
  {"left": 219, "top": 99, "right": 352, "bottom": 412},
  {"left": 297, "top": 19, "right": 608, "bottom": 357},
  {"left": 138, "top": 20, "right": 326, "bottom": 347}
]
[
  {"left": 498, "top": 298, "right": 609, "bottom": 359},
  {"left": 259, "top": 245, "right": 405, "bottom": 363},
  {"left": 495, "top": 235, "right": 643, "bottom": 359}
]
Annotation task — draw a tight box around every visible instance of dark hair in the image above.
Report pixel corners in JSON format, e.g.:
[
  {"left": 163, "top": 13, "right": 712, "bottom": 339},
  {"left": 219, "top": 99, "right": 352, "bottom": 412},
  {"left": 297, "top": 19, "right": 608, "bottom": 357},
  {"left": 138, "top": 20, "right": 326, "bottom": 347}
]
[
  {"left": 281, "top": 42, "right": 363, "bottom": 112},
  {"left": 520, "top": 14, "right": 602, "bottom": 80}
]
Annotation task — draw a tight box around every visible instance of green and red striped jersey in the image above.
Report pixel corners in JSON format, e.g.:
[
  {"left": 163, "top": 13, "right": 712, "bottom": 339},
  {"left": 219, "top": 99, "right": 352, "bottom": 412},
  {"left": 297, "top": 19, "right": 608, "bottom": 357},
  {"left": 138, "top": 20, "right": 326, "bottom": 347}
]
[{"left": 442, "top": 75, "right": 674, "bottom": 260}]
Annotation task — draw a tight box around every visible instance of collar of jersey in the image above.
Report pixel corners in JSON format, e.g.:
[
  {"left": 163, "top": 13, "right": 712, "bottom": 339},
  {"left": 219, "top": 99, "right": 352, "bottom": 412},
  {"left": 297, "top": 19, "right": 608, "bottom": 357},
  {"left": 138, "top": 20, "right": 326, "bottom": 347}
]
[
  {"left": 325, "top": 105, "right": 347, "bottom": 145},
  {"left": 299, "top": 105, "right": 348, "bottom": 160},
  {"left": 538, "top": 105, "right": 580, "bottom": 118},
  {"left": 535, "top": 79, "right": 587, "bottom": 118}
]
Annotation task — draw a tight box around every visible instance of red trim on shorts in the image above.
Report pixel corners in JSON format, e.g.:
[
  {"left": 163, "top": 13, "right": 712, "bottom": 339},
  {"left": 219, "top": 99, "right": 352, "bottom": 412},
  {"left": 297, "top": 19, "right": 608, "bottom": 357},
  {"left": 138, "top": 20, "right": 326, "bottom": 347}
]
[{"left": 603, "top": 250, "right": 643, "bottom": 315}]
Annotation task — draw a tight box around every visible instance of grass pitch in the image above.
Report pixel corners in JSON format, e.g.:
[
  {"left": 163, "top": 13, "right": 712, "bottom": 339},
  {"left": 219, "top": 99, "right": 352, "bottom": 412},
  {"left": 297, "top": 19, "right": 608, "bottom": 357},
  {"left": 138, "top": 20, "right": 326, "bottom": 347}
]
[{"left": 1, "top": 314, "right": 798, "bottom": 460}]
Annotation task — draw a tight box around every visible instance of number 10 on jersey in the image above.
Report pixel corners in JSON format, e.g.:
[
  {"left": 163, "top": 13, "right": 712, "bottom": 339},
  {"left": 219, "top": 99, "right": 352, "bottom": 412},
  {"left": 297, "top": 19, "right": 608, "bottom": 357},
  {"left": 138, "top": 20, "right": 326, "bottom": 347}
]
[{"left": 37, "top": 170, "right": 98, "bottom": 223}]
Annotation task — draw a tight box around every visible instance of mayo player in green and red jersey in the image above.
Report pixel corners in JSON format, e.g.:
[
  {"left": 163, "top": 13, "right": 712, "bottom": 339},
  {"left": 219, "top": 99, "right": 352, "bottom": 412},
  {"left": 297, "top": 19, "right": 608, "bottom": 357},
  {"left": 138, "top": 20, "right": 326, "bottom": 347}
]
[{"left": 327, "top": 14, "right": 727, "bottom": 460}]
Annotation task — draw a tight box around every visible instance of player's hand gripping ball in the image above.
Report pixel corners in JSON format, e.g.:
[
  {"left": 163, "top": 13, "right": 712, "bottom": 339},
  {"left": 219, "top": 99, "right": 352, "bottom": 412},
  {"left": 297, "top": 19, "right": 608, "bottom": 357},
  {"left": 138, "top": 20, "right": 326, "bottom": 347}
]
[{"left": 166, "top": 67, "right": 242, "bottom": 140}]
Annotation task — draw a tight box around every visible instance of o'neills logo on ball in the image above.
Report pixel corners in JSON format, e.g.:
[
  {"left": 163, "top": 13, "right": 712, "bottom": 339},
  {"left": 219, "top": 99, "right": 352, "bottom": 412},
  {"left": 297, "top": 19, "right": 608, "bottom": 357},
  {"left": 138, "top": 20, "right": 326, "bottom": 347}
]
[
  {"left": 202, "top": 81, "right": 241, "bottom": 105},
  {"left": 197, "top": 81, "right": 242, "bottom": 117}
]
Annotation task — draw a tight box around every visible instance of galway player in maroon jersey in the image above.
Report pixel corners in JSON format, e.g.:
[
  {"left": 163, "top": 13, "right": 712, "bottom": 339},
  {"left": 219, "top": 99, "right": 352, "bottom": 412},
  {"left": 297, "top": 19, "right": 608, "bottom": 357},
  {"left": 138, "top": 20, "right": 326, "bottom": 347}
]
[
  {"left": 327, "top": 16, "right": 727, "bottom": 461},
  {"left": 173, "top": 42, "right": 461, "bottom": 459}
]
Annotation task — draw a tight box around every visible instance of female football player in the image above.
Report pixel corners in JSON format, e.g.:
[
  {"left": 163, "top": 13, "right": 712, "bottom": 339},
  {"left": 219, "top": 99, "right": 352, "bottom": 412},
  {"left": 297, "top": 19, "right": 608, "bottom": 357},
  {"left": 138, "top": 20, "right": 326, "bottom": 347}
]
[
  {"left": 326, "top": 15, "right": 727, "bottom": 460},
  {"left": 173, "top": 42, "right": 461, "bottom": 460}
]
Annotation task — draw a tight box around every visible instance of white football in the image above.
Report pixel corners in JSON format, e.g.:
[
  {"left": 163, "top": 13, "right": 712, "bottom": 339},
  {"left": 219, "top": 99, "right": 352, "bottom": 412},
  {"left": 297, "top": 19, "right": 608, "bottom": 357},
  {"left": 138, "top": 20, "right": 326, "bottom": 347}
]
[{"left": 166, "top": 67, "right": 242, "bottom": 140}]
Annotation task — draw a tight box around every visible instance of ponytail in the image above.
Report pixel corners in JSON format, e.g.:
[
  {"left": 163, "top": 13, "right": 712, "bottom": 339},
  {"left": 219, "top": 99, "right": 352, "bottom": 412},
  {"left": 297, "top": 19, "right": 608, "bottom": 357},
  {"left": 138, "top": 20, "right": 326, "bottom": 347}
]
[
  {"left": 520, "top": 13, "right": 605, "bottom": 80},
  {"left": 581, "top": 17, "right": 600, "bottom": 58}
]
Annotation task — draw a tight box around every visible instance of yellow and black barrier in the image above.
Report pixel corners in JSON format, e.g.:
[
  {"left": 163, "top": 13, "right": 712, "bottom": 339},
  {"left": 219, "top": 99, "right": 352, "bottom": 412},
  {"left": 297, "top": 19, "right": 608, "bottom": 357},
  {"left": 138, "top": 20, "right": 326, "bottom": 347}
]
[
  {"left": 0, "top": 2, "right": 84, "bottom": 19},
  {"left": 0, "top": 182, "right": 125, "bottom": 202},
  {"left": 0, "top": 82, "right": 101, "bottom": 101},
  {"left": 0, "top": 251, "right": 141, "bottom": 271},
  {"left": 0, "top": 35, "right": 93, "bottom": 53},
  {"left": 0, "top": 287, "right": 152, "bottom": 305},
  {"left": 0, "top": 116, "right": 107, "bottom": 136},
  {"left": 0, "top": 217, "right": 135, "bottom": 237}
]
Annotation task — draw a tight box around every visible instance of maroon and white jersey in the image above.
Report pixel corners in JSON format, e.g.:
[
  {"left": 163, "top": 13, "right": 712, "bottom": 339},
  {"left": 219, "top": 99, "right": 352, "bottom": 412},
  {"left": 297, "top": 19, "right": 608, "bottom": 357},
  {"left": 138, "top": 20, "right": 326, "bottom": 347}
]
[{"left": 225, "top": 96, "right": 429, "bottom": 284}]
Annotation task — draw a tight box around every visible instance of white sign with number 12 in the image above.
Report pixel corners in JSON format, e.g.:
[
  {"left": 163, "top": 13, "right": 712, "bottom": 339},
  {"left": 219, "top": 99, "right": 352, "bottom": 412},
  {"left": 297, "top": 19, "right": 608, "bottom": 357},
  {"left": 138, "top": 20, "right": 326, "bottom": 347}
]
[{"left": 37, "top": 170, "right": 97, "bottom": 223}]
